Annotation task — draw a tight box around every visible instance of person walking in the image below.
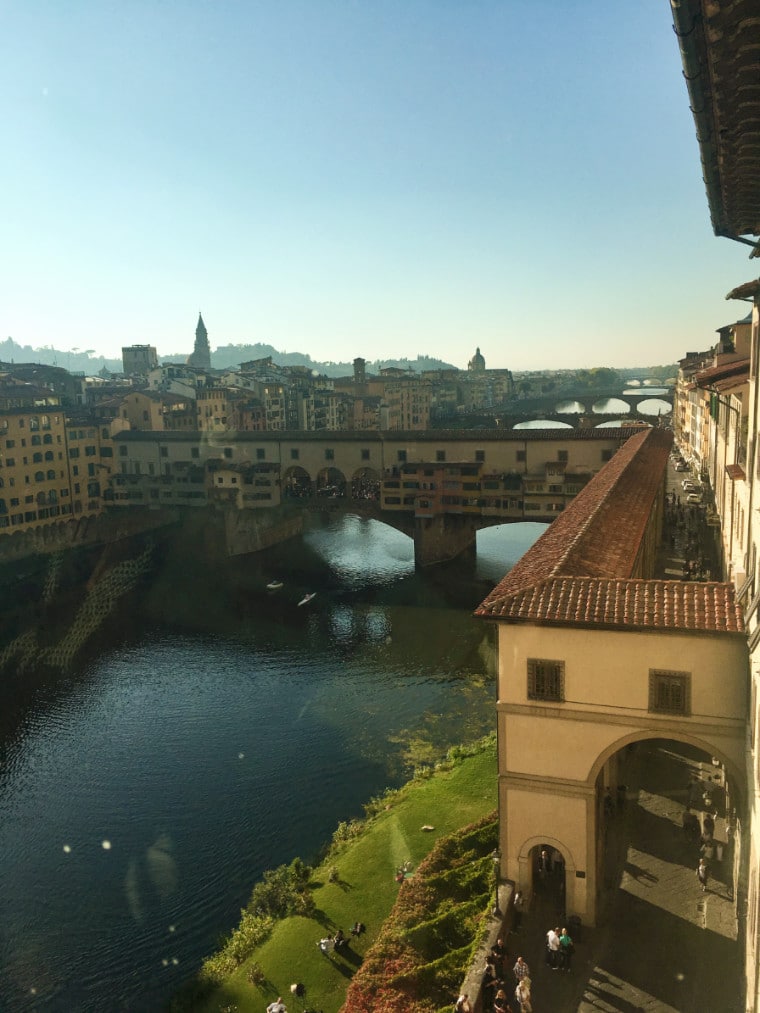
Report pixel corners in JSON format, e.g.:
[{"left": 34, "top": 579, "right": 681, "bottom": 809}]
[
  {"left": 514, "top": 976, "right": 532, "bottom": 1012},
  {"left": 512, "top": 890, "right": 524, "bottom": 933},
  {"left": 697, "top": 857, "right": 709, "bottom": 892},
  {"left": 559, "top": 926, "right": 574, "bottom": 971},
  {"left": 546, "top": 925, "right": 560, "bottom": 968},
  {"left": 513, "top": 956, "right": 530, "bottom": 983}
]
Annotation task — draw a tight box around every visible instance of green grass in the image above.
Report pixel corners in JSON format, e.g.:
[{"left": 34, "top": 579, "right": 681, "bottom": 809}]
[{"left": 181, "top": 739, "right": 496, "bottom": 1013}]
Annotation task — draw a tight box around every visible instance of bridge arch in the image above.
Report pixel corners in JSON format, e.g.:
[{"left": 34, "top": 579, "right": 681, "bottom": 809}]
[
  {"left": 351, "top": 466, "right": 380, "bottom": 501},
  {"left": 316, "top": 466, "right": 347, "bottom": 497},
  {"left": 283, "top": 465, "right": 313, "bottom": 498}
]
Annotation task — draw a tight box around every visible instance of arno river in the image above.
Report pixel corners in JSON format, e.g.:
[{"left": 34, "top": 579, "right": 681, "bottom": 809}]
[{"left": 0, "top": 516, "right": 544, "bottom": 1013}]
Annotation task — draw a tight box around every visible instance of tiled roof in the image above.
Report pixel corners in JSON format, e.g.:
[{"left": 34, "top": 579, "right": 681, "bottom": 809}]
[
  {"left": 475, "top": 427, "right": 745, "bottom": 636},
  {"left": 477, "top": 577, "right": 743, "bottom": 634},
  {"left": 695, "top": 359, "right": 749, "bottom": 386}
]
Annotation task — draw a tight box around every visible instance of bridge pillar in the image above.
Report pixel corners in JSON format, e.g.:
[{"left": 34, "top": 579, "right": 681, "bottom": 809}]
[
  {"left": 413, "top": 514, "right": 478, "bottom": 567},
  {"left": 223, "top": 506, "right": 304, "bottom": 556}
]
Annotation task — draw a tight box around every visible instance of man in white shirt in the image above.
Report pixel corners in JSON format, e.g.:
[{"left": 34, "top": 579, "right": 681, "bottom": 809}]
[
  {"left": 267, "top": 998, "right": 287, "bottom": 1013},
  {"left": 546, "top": 926, "right": 560, "bottom": 969}
]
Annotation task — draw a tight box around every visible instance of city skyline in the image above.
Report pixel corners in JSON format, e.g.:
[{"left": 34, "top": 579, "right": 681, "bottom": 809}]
[{"left": 2, "top": 2, "right": 754, "bottom": 371}]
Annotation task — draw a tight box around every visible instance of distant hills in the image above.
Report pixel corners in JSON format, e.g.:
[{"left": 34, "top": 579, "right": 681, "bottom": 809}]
[{"left": 0, "top": 337, "right": 456, "bottom": 377}]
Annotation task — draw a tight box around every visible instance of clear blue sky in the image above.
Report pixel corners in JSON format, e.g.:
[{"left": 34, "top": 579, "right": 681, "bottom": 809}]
[{"left": 1, "top": 1, "right": 754, "bottom": 370}]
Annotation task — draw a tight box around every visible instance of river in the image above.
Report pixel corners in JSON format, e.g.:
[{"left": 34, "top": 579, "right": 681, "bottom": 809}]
[{"left": 0, "top": 516, "right": 544, "bottom": 1013}]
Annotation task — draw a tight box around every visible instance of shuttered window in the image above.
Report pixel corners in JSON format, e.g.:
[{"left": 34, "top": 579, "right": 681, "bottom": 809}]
[
  {"left": 527, "top": 659, "right": 565, "bottom": 702},
  {"left": 649, "top": 670, "right": 690, "bottom": 715}
]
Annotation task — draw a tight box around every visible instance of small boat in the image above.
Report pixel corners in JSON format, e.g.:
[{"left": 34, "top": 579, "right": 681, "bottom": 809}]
[
  {"left": 266, "top": 580, "right": 284, "bottom": 591},
  {"left": 297, "top": 592, "right": 316, "bottom": 607}
]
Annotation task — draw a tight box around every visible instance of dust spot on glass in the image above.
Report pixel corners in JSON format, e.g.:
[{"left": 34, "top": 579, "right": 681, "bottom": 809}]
[
  {"left": 101, "top": 840, "right": 112, "bottom": 850},
  {"left": 238, "top": 752, "right": 244, "bottom": 759},
  {"left": 62, "top": 844, "right": 72, "bottom": 854}
]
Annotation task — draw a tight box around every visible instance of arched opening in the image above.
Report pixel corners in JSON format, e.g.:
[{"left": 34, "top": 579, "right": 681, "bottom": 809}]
[
  {"left": 350, "top": 466, "right": 380, "bottom": 501},
  {"left": 589, "top": 735, "right": 743, "bottom": 931},
  {"left": 282, "top": 465, "right": 313, "bottom": 498},
  {"left": 316, "top": 466, "right": 346, "bottom": 497}
]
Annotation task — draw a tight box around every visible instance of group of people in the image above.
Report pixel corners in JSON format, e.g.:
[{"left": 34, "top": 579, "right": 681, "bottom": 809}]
[
  {"left": 317, "top": 921, "right": 365, "bottom": 955},
  {"left": 545, "top": 925, "right": 574, "bottom": 971},
  {"left": 456, "top": 953, "right": 533, "bottom": 1013}
]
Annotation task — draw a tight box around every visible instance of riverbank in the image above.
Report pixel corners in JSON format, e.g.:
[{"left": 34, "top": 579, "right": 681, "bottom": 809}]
[{"left": 172, "top": 737, "right": 497, "bottom": 1013}]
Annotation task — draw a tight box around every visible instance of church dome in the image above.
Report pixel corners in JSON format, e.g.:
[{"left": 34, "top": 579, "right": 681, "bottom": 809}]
[{"left": 468, "top": 346, "right": 486, "bottom": 372}]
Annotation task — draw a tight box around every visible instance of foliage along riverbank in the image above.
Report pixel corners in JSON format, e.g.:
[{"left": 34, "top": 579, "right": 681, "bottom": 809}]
[{"left": 169, "top": 735, "right": 497, "bottom": 1013}]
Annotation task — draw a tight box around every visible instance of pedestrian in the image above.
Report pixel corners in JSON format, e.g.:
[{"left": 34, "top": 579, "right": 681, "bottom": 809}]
[
  {"left": 454, "top": 993, "right": 472, "bottom": 1013},
  {"left": 559, "top": 926, "right": 574, "bottom": 971},
  {"left": 546, "top": 925, "right": 560, "bottom": 968},
  {"left": 697, "top": 858, "right": 709, "bottom": 892},
  {"left": 513, "top": 956, "right": 530, "bottom": 983},
  {"left": 267, "top": 998, "right": 287, "bottom": 1013},
  {"left": 490, "top": 936, "right": 508, "bottom": 975},
  {"left": 493, "top": 987, "right": 512, "bottom": 1013},
  {"left": 512, "top": 890, "right": 524, "bottom": 933},
  {"left": 514, "top": 976, "right": 532, "bottom": 1012}
]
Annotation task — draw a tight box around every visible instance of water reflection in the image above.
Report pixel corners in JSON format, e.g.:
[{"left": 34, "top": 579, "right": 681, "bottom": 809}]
[
  {"left": 513, "top": 419, "right": 573, "bottom": 429},
  {"left": 0, "top": 517, "right": 543, "bottom": 1013},
  {"left": 638, "top": 398, "right": 671, "bottom": 416}
]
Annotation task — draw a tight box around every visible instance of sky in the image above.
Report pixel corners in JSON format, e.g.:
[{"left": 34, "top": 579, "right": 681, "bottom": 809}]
[{"left": 1, "top": 1, "right": 756, "bottom": 371}]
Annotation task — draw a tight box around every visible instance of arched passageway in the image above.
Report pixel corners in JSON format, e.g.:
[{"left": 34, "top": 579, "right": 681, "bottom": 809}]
[{"left": 351, "top": 466, "right": 380, "bottom": 501}]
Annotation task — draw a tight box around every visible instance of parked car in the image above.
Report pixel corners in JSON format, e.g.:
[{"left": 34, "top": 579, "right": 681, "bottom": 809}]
[
  {"left": 675, "top": 462, "right": 689, "bottom": 471},
  {"left": 682, "top": 479, "right": 698, "bottom": 492},
  {"left": 686, "top": 492, "right": 703, "bottom": 505}
]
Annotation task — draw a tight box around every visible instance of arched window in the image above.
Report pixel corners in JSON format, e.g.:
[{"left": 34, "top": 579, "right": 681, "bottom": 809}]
[
  {"left": 0, "top": 477, "right": 4, "bottom": 488},
  {"left": 29, "top": 417, "right": 39, "bottom": 431},
  {"left": 31, "top": 434, "right": 41, "bottom": 446},
  {"left": 34, "top": 471, "right": 44, "bottom": 482},
  {"left": 43, "top": 434, "right": 53, "bottom": 445},
  {"left": 48, "top": 489, "right": 57, "bottom": 504},
  {"left": 33, "top": 452, "right": 42, "bottom": 463},
  {"left": 41, "top": 415, "right": 49, "bottom": 429},
  {"left": 0, "top": 498, "right": 6, "bottom": 514},
  {"left": 36, "top": 491, "right": 46, "bottom": 505},
  {"left": 44, "top": 451, "right": 54, "bottom": 461},
  {"left": 46, "top": 469, "right": 55, "bottom": 480}
]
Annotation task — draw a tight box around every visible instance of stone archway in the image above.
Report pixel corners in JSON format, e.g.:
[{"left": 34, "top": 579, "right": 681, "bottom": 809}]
[
  {"left": 316, "top": 466, "right": 347, "bottom": 497},
  {"left": 282, "top": 465, "right": 313, "bottom": 498}
]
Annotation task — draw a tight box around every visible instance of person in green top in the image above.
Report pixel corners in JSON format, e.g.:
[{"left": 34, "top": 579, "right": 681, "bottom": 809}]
[{"left": 559, "top": 926, "right": 574, "bottom": 971}]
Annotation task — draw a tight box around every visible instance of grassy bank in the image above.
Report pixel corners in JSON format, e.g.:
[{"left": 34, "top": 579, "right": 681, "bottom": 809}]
[{"left": 173, "top": 737, "right": 497, "bottom": 1013}]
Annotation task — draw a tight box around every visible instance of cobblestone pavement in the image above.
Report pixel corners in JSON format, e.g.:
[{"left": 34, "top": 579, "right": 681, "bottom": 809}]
[{"left": 505, "top": 741, "right": 742, "bottom": 1012}]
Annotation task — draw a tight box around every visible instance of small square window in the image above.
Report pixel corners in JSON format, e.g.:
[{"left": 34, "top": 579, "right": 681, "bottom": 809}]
[
  {"left": 256, "top": 448, "right": 265, "bottom": 460},
  {"left": 361, "top": 449, "right": 370, "bottom": 461},
  {"left": 397, "top": 450, "right": 407, "bottom": 463},
  {"left": 601, "top": 449, "right": 613, "bottom": 462},
  {"left": 160, "top": 447, "right": 168, "bottom": 457},
  {"left": 527, "top": 659, "right": 565, "bottom": 702},
  {"left": 191, "top": 447, "right": 200, "bottom": 459},
  {"left": 558, "top": 450, "right": 568, "bottom": 463},
  {"left": 649, "top": 670, "right": 690, "bottom": 715},
  {"left": 475, "top": 450, "right": 485, "bottom": 462},
  {"left": 291, "top": 448, "right": 300, "bottom": 461},
  {"left": 436, "top": 450, "right": 446, "bottom": 462},
  {"left": 325, "top": 448, "right": 335, "bottom": 461},
  {"left": 224, "top": 448, "right": 233, "bottom": 459}
]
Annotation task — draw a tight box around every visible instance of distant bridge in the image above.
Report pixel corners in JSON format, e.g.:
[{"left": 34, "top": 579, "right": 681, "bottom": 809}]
[
  {"left": 112, "top": 427, "right": 656, "bottom": 566},
  {"left": 501, "top": 387, "right": 673, "bottom": 419}
]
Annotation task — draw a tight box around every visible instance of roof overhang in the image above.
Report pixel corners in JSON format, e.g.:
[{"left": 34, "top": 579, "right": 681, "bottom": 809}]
[{"left": 671, "top": 0, "right": 760, "bottom": 247}]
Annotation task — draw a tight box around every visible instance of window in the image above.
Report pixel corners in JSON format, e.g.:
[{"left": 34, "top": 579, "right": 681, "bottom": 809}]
[
  {"left": 516, "top": 450, "right": 526, "bottom": 462},
  {"left": 397, "top": 450, "right": 407, "bottom": 463},
  {"left": 291, "top": 448, "right": 300, "bottom": 461},
  {"left": 527, "top": 659, "right": 565, "bottom": 701},
  {"left": 5, "top": 458, "right": 13, "bottom": 467},
  {"left": 5, "top": 440, "right": 14, "bottom": 449},
  {"left": 361, "top": 449, "right": 370, "bottom": 461},
  {"left": 31, "top": 435, "right": 41, "bottom": 446},
  {"left": 46, "top": 470, "right": 55, "bottom": 480},
  {"left": 44, "top": 451, "right": 54, "bottom": 461},
  {"left": 558, "top": 450, "right": 568, "bottom": 463},
  {"left": 34, "top": 471, "right": 44, "bottom": 482},
  {"left": 649, "top": 670, "right": 690, "bottom": 715},
  {"left": 325, "top": 448, "right": 335, "bottom": 461},
  {"left": 436, "top": 450, "right": 446, "bottom": 462},
  {"left": 476, "top": 450, "right": 485, "bottom": 462},
  {"left": 224, "top": 448, "right": 233, "bottom": 459},
  {"left": 601, "top": 449, "right": 613, "bottom": 462},
  {"left": 160, "top": 446, "right": 168, "bottom": 457},
  {"left": 256, "top": 448, "right": 265, "bottom": 460},
  {"left": 32, "top": 453, "right": 42, "bottom": 463},
  {"left": 69, "top": 448, "right": 80, "bottom": 459},
  {"left": 85, "top": 445, "right": 96, "bottom": 457},
  {"left": 119, "top": 445, "right": 128, "bottom": 457},
  {"left": 43, "top": 434, "right": 52, "bottom": 444},
  {"left": 191, "top": 447, "right": 200, "bottom": 459}
]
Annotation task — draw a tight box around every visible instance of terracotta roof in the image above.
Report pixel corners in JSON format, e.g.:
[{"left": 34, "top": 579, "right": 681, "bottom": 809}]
[
  {"left": 475, "top": 427, "right": 745, "bottom": 636},
  {"left": 695, "top": 359, "right": 750, "bottom": 386},
  {"left": 672, "top": 2, "right": 760, "bottom": 239},
  {"left": 476, "top": 576, "right": 743, "bottom": 635}
]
